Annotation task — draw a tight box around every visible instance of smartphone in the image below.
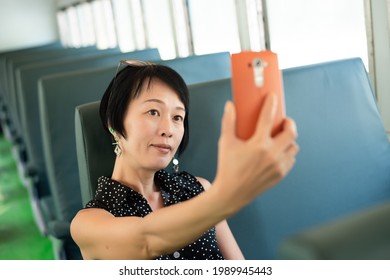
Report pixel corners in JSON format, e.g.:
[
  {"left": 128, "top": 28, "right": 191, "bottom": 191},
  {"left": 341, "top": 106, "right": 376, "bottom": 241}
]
[{"left": 231, "top": 51, "right": 285, "bottom": 140}]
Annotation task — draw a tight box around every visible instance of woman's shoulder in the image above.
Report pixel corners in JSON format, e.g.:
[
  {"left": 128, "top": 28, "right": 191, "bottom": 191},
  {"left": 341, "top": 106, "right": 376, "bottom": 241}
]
[
  {"left": 85, "top": 176, "right": 136, "bottom": 212},
  {"left": 194, "top": 176, "right": 211, "bottom": 190}
]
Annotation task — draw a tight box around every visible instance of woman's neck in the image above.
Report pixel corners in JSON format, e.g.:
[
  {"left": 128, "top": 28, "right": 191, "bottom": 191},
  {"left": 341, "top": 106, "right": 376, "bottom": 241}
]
[{"left": 111, "top": 156, "right": 160, "bottom": 199}]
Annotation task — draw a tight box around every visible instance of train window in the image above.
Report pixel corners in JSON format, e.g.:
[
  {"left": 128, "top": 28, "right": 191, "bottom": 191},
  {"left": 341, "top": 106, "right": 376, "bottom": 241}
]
[
  {"left": 112, "top": 0, "right": 136, "bottom": 52},
  {"left": 66, "top": 6, "right": 82, "bottom": 48},
  {"left": 76, "top": 2, "right": 96, "bottom": 47},
  {"left": 57, "top": 10, "right": 71, "bottom": 47},
  {"left": 170, "top": 0, "right": 193, "bottom": 57},
  {"left": 91, "top": 0, "right": 117, "bottom": 49},
  {"left": 235, "top": 0, "right": 267, "bottom": 51},
  {"left": 57, "top": 0, "right": 266, "bottom": 56},
  {"left": 143, "top": 0, "right": 176, "bottom": 59},
  {"left": 266, "top": 0, "right": 368, "bottom": 69},
  {"left": 112, "top": 0, "right": 147, "bottom": 51},
  {"left": 246, "top": 0, "right": 267, "bottom": 51},
  {"left": 113, "top": 0, "right": 193, "bottom": 58},
  {"left": 130, "top": 0, "right": 147, "bottom": 50},
  {"left": 187, "top": 0, "right": 241, "bottom": 55}
]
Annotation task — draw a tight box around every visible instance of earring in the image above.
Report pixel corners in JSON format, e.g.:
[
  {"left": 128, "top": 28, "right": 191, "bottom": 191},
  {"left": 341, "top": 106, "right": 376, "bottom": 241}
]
[
  {"left": 113, "top": 141, "right": 122, "bottom": 157},
  {"left": 109, "top": 128, "right": 122, "bottom": 157},
  {"left": 172, "top": 158, "right": 179, "bottom": 173}
]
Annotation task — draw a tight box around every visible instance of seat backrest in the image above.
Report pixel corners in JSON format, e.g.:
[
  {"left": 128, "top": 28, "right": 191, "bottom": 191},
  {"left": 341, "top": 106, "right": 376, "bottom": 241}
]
[
  {"left": 41, "top": 52, "right": 230, "bottom": 222},
  {"left": 40, "top": 69, "right": 115, "bottom": 222},
  {"left": 0, "top": 43, "right": 55, "bottom": 117},
  {"left": 75, "top": 101, "right": 115, "bottom": 204},
  {"left": 0, "top": 41, "right": 62, "bottom": 122},
  {"left": 158, "top": 52, "right": 231, "bottom": 84},
  {"left": 227, "top": 57, "right": 390, "bottom": 259},
  {"left": 277, "top": 199, "right": 390, "bottom": 259},
  {"left": 3, "top": 46, "right": 115, "bottom": 142},
  {"left": 179, "top": 79, "right": 233, "bottom": 181}
]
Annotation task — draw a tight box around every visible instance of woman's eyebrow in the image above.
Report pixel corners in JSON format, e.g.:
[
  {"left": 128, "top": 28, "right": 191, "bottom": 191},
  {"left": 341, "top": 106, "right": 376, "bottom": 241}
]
[{"left": 144, "top": 98, "right": 186, "bottom": 112}]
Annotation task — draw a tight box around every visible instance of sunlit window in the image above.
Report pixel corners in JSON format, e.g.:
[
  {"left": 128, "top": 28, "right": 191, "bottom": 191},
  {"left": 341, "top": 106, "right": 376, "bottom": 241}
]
[
  {"left": 76, "top": 2, "right": 96, "bottom": 47},
  {"left": 91, "top": 0, "right": 117, "bottom": 49},
  {"left": 235, "top": 0, "right": 266, "bottom": 51},
  {"left": 131, "top": 0, "right": 147, "bottom": 50},
  {"left": 57, "top": 10, "right": 71, "bottom": 47},
  {"left": 187, "top": 0, "right": 241, "bottom": 55},
  {"left": 112, "top": 0, "right": 136, "bottom": 52},
  {"left": 143, "top": 0, "right": 176, "bottom": 59},
  {"left": 267, "top": 0, "right": 368, "bottom": 69},
  {"left": 246, "top": 0, "right": 266, "bottom": 51},
  {"left": 170, "top": 0, "right": 192, "bottom": 57},
  {"left": 67, "top": 6, "right": 82, "bottom": 48}
]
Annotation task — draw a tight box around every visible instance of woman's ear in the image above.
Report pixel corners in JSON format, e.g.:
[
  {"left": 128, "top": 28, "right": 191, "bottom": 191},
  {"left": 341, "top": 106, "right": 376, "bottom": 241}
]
[{"left": 109, "top": 127, "right": 122, "bottom": 157}]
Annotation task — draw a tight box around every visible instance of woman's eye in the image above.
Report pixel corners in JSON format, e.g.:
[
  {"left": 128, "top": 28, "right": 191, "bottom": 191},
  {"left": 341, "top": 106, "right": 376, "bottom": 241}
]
[
  {"left": 174, "top": 115, "right": 184, "bottom": 122},
  {"left": 148, "top": 109, "right": 159, "bottom": 116}
]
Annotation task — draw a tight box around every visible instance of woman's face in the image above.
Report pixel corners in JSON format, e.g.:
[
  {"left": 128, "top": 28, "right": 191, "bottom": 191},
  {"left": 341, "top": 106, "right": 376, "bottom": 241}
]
[{"left": 119, "top": 78, "right": 185, "bottom": 172}]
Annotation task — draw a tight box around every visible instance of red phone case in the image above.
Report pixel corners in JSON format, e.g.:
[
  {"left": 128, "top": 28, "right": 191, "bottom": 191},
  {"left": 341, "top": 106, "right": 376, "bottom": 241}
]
[{"left": 231, "top": 51, "right": 285, "bottom": 140}]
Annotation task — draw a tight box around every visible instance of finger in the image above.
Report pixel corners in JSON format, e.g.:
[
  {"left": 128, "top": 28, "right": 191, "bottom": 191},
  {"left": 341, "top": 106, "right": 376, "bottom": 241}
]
[
  {"left": 280, "top": 142, "right": 299, "bottom": 173},
  {"left": 252, "top": 93, "right": 277, "bottom": 141},
  {"left": 283, "top": 140, "right": 299, "bottom": 159},
  {"left": 280, "top": 151, "right": 297, "bottom": 176},
  {"left": 273, "top": 118, "right": 298, "bottom": 154},
  {"left": 284, "top": 118, "right": 298, "bottom": 138},
  {"left": 220, "top": 101, "right": 236, "bottom": 138},
  {"left": 281, "top": 118, "right": 298, "bottom": 140}
]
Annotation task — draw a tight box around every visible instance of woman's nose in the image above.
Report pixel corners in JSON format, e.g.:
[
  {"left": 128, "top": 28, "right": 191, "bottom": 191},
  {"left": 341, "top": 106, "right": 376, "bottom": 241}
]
[{"left": 159, "top": 117, "right": 173, "bottom": 137}]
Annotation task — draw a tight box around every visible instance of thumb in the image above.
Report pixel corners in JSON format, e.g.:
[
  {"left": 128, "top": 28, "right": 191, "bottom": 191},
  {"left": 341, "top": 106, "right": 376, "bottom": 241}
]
[{"left": 220, "top": 101, "right": 236, "bottom": 138}]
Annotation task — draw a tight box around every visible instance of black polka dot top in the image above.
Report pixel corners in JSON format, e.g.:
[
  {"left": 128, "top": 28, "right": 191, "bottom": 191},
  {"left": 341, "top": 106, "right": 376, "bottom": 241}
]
[{"left": 85, "top": 169, "right": 224, "bottom": 260}]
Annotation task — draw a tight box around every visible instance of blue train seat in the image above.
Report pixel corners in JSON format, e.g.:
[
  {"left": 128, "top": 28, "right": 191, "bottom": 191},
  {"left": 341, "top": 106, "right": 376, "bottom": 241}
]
[
  {"left": 277, "top": 199, "right": 390, "bottom": 259},
  {"left": 1, "top": 47, "right": 120, "bottom": 189},
  {"left": 2, "top": 46, "right": 112, "bottom": 146}
]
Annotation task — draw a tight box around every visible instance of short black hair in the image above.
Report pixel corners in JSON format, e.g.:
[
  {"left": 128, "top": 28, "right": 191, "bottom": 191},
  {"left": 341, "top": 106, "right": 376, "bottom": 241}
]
[{"left": 100, "top": 62, "right": 190, "bottom": 156}]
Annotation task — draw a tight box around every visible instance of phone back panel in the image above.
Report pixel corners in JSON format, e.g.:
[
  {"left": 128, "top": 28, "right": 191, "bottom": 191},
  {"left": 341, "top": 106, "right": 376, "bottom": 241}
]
[{"left": 231, "top": 51, "right": 285, "bottom": 139}]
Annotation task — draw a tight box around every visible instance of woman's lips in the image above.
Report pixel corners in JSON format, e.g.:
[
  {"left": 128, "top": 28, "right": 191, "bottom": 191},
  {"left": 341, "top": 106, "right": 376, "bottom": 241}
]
[{"left": 151, "top": 144, "right": 172, "bottom": 153}]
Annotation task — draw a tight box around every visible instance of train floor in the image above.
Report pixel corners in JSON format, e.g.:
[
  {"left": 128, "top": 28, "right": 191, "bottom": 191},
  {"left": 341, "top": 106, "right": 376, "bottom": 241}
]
[{"left": 0, "top": 133, "right": 54, "bottom": 260}]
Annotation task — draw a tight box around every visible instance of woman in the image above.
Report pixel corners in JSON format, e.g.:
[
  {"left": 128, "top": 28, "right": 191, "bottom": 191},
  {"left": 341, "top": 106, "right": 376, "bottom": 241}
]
[{"left": 70, "top": 61, "right": 299, "bottom": 260}]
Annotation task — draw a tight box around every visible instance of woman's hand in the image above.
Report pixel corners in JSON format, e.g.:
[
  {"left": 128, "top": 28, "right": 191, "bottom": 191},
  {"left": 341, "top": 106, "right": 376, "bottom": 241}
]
[{"left": 213, "top": 93, "right": 299, "bottom": 213}]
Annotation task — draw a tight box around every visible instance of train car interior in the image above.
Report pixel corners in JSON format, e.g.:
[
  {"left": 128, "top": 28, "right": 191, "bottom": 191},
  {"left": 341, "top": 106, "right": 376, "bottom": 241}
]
[{"left": 0, "top": 0, "right": 389, "bottom": 261}]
